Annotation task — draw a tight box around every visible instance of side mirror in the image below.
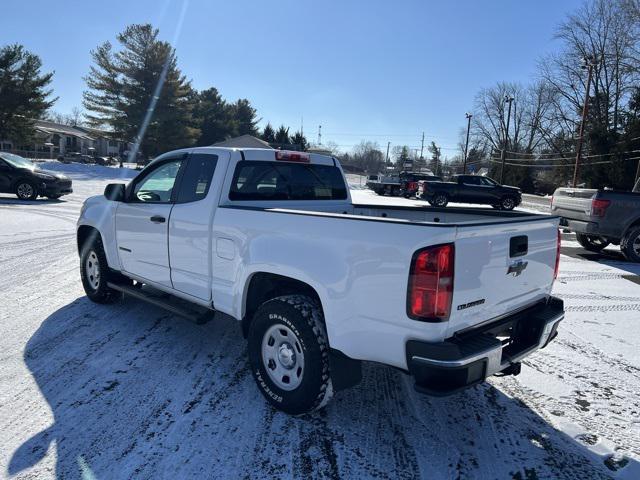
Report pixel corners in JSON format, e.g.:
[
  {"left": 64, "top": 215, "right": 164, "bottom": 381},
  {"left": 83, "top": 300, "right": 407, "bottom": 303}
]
[{"left": 104, "top": 183, "right": 126, "bottom": 201}]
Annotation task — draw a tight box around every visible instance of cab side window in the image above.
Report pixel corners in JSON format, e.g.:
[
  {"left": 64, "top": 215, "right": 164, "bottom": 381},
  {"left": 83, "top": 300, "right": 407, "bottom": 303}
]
[
  {"left": 132, "top": 159, "right": 183, "bottom": 203},
  {"left": 176, "top": 154, "right": 218, "bottom": 203}
]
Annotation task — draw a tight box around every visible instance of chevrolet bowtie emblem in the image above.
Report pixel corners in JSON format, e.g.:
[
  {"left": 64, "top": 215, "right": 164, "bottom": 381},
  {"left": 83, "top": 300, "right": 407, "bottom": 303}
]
[{"left": 507, "top": 260, "right": 528, "bottom": 277}]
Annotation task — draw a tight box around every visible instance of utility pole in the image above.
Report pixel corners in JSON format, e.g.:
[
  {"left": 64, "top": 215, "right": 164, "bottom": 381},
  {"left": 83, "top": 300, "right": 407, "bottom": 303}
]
[
  {"left": 420, "top": 132, "right": 425, "bottom": 160},
  {"left": 385, "top": 141, "right": 390, "bottom": 165},
  {"left": 573, "top": 56, "right": 596, "bottom": 188},
  {"left": 434, "top": 146, "right": 441, "bottom": 176},
  {"left": 463, "top": 113, "right": 472, "bottom": 174},
  {"left": 318, "top": 125, "right": 322, "bottom": 146},
  {"left": 499, "top": 95, "right": 515, "bottom": 183}
]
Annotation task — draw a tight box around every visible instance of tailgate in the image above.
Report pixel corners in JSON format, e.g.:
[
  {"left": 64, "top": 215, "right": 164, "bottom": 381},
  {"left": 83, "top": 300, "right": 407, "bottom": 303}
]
[
  {"left": 550, "top": 188, "right": 597, "bottom": 221},
  {"left": 446, "top": 216, "right": 559, "bottom": 337}
]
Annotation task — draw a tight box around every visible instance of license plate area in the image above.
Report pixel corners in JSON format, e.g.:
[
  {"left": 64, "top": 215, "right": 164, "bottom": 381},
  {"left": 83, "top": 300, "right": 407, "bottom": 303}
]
[
  {"left": 453, "top": 300, "right": 550, "bottom": 363},
  {"left": 489, "top": 319, "right": 543, "bottom": 363}
]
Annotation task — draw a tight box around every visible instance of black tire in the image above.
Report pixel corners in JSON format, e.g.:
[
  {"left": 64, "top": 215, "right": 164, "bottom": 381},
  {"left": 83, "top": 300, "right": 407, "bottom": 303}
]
[
  {"left": 248, "top": 295, "right": 333, "bottom": 415},
  {"left": 432, "top": 192, "right": 449, "bottom": 207},
  {"left": 621, "top": 227, "right": 640, "bottom": 263},
  {"left": 576, "top": 233, "right": 610, "bottom": 252},
  {"left": 500, "top": 196, "right": 517, "bottom": 210},
  {"left": 392, "top": 186, "right": 400, "bottom": 196},
  {"left": 80, "top": 234, "right": 121, "bottom": 303},
  {"left": 15, "top": 181, "right": 38, "bottom": 200},
  {"left": 46, "top": 194, "right": 62, "bottom": 200}
]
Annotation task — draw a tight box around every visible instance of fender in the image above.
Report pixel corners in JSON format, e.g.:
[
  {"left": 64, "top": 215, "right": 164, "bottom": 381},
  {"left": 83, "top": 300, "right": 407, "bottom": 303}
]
[{"left": 77, "top": 195, "right": 121, "bottom": 271}]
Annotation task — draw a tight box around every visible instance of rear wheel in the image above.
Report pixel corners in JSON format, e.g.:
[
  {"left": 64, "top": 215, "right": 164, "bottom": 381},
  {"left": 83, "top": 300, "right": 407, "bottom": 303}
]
[
  {"left": 621, "top": 227, "right": 640, "bottom": 263},
  {"left": 247, "top": 295, "right": 333, "bottom": 415},
  {"left": 500, "top": 196, "right": 517, "bottom": 210},
  {"left": 432, "top": 193, "right": 449, "bottom": 207},
  {"left": 576, "top": 233, "right": 610, "bottom": 252},
  {"left": 15, "top": 181, "right": 38, "bottom": 200},
  {"left": 80, "top": 235, "right": 121, "bottom": 303}
]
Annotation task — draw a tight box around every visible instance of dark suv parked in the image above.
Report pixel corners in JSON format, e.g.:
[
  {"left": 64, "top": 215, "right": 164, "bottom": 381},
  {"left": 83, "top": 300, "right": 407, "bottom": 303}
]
[
  {"left": 0, "top": 153, "right": 73, "bottom": 200},
  {"left": 418, "top": 174, "right": 521, "bottom": 210}
]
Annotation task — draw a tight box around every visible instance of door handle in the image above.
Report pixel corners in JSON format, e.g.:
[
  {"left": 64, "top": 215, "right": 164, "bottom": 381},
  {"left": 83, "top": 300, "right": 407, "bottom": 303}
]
[{"left": 150, "top": 215, "right": 166, "bottom": 223}]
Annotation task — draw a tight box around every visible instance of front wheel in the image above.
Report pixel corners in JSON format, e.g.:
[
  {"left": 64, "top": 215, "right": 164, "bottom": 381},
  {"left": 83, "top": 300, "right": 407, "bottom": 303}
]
[
  {"left": 80, "top": 236, "right": 121, "bottom": 303},
  {"left": 248, "top": 295, "right": 333, "bottom": 415},
  {"left": 621, "top": 227, "right": 640, "bottom": 263},
  {"left": 576, "top": 233, "right": 610, "bottom": 252},
  {"left": 15, "top": 181, "right": 38, "bottom": 200}
]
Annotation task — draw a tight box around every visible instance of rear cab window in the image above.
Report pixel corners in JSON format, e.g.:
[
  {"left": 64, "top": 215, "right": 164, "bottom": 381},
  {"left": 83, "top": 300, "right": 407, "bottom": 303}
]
[{"left": 229, "top": 161, "right": 348, "bottom": 201}]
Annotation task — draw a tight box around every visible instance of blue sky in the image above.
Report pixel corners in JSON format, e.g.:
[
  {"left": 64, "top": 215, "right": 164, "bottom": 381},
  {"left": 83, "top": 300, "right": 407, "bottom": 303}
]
[{"left": 3, "top": 0, "right": 584, "bottom": 155}]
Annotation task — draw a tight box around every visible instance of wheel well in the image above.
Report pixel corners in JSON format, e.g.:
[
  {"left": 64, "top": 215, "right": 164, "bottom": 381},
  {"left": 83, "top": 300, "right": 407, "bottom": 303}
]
[
  {"left": 241, "top": 272, "right": 323, "bottom": 338},
  {"left": 11, "top": 177, "right": 35, "bottom": 190},
  {"left": 76, "top": 225, "right": 101, "bottom": 256},
  {"left": 624, "top": 217, "right": 640, "bottom": 238}
]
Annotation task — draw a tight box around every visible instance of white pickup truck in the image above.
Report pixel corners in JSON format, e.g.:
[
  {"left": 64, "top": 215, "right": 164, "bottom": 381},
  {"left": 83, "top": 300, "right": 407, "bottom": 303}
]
[{"left": 77, "top": 147, "right": 564, "bottom": 414}]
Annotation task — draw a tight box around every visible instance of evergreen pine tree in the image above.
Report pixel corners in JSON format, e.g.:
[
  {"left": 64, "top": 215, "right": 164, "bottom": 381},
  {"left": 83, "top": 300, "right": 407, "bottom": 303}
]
[
  {"left": 83, "top": 24, "right": 198, "bottom": 158},
  {"left": 0, "top": 44, "right": 56, "bottom": 146},
  {"left": 274, "top": 125, "right": 290, "bottom": 146},
  {"left": 261, "top": 123, "right": 276, "bottom": 143}
]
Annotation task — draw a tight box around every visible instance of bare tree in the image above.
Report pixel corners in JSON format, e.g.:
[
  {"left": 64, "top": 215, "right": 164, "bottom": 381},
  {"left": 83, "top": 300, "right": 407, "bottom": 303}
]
[
  {"left": 471, "top": 81, "right": 556, "bottom": 155},
  {"left": 540, "top": 0, "right": 639, "bottom": 135}
]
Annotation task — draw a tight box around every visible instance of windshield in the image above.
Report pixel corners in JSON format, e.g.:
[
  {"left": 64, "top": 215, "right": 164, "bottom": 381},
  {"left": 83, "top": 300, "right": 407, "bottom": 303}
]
[{"left": 0, "top": 153, "right": 35, "bottom": 169}]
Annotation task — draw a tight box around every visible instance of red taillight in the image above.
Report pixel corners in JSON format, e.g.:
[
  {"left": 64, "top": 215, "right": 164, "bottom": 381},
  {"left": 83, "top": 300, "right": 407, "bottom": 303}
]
[
  {"left": 407, "top": 181, "right": 417, "bottom": 191},
  {"left": 590, "top": 198, "right": 611, "bottom": 217},
  {"left": 407, "top": 244, "right": 455, "bottom": 321},
  {"left": 554, "top": 229, "right": 561, "bottom": 280},
  {"left": 275, "top": 150, "right": 310, "bottom": 163}
]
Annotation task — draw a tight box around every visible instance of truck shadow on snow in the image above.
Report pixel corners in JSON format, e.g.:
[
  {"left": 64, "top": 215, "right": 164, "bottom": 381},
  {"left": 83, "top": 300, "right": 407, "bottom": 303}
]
[{"left": 10, "top": 297, "right": 631, "bottom": 479}]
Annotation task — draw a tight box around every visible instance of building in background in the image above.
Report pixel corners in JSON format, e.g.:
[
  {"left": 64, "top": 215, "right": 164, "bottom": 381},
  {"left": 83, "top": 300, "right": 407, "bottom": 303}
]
[{"left": 0, "top": 119, "right": 131, "bottom": 159}]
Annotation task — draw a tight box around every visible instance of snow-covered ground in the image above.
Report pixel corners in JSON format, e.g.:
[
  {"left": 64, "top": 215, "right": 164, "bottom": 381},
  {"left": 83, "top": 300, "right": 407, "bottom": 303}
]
[{"left": 1, "top": 163, "right": 639, "bottom": 479}]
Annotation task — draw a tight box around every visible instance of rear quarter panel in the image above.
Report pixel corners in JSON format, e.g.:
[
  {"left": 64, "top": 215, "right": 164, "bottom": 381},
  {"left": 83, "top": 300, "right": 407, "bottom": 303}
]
[{"left": 210, "top": 207, "right": 454, "bottom": 369}]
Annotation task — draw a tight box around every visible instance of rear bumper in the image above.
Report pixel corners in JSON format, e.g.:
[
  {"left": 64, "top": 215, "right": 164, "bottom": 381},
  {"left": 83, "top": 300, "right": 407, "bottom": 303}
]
[
  {"left": 559, "top": 217, "right": 598, "bottom": 234},
  {"left": 405, "top": 296, "right": 564, "bottom": 396}
]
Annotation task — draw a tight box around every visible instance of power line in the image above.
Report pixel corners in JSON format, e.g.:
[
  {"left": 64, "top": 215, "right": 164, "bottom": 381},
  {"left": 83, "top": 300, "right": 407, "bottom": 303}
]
[
  {"left": 491, "top": 149, "right": 640, "bottom": 163},
  {"left": 488, "top": 155, "right": 640, "bottom": 168}
]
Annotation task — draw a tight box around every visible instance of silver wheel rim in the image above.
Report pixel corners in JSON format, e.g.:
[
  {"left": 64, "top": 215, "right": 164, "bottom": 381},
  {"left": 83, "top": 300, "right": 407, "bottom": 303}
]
[
  {"left": 85, "top": 251, "right": 100, "bottom": 290},
  {"left": 633, "top": 236, "right": 640, "bottom": 256},
  {"left": 435, "top": 195, "right": 446, "bottom": 206},
  {"left": 503, "top": 198, "right": 514, "bottom": 209},
  {"left": 261, "top": 324, "right": 304, "bottom": 391},
  {"left": 17, "top": 183, "right": 34, "bottom": 199}
]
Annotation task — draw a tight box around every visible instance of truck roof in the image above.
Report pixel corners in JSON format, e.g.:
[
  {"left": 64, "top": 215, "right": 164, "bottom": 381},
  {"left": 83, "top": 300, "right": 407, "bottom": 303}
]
[{"left": 158, "top": 147, "right": 337, "bottom": 167}]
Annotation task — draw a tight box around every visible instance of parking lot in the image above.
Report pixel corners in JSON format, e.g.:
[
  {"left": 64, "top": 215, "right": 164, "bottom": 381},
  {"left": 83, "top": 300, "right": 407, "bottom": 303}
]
[{"left": 1, "top": 163, "right": 639, "bottom": 479}]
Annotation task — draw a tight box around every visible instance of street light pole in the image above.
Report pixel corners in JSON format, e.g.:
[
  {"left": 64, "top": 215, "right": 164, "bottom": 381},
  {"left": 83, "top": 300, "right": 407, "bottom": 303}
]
[
  {"left": 463, "top": 112, "right": 472, "bottom": 174},
  {"left": 572, "top": 56, "right": 596, "bottom": 188},
  {"left": 499, "top": 95, "right": 514, "bottom": 183}
]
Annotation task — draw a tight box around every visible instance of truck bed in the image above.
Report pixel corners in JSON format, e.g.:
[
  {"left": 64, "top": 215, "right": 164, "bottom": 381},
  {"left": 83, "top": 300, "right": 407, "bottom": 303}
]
[{"left": 214, "top": 202, "right": 559, "bottom": 368}]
